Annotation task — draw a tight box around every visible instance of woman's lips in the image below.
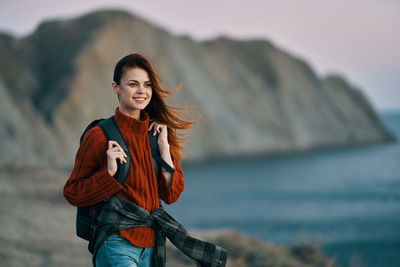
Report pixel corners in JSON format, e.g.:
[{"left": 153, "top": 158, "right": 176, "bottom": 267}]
[{"left": 133, "top": 97, "right": 146, "bottom": 103}]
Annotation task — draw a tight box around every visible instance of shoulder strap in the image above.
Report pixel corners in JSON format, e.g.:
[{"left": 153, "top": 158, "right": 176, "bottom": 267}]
[
  {"left": 148, "top": 132, "right": 175, "bottom": 174},
  {"left": 98, "top": 116, "right": 132, "bottom": 185},
  {"left": 80, "top": 119, "right": 105, "bottom": 144},
  {"left": 94, "top": 115, "right": 175, "bottom": 185}
]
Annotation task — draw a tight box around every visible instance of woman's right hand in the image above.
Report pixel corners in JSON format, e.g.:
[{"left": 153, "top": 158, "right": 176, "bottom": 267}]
[{"left": 107, "top": 140, "right": 128, "bottom": 176}]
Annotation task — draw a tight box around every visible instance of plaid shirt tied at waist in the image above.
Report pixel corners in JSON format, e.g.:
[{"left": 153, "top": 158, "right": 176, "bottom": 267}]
[{"left": 88, "top": 195, "right": 228, "bottom": 267}]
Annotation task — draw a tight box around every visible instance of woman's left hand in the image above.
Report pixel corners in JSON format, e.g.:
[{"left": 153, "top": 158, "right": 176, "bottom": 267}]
[
  {"left": 149, "top": 120, "right": 175, "bottom": 176},
  {"left": 149, "top": 121, "right": 169, "bottom": 148}
]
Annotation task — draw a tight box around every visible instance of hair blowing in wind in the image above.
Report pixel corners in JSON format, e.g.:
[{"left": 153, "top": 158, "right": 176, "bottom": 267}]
[{"left": 113, "top": 53, "right": 200, "bottom": 163}]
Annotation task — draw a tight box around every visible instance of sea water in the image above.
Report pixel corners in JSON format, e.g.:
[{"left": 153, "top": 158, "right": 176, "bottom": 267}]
[{"left": 166, "top": 112, "right": 400, "bottom": 267}]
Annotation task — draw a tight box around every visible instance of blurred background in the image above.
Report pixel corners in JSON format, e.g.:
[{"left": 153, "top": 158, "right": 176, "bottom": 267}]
[{"left": 0, "top": 0, "right": 399, "bottom": 266}]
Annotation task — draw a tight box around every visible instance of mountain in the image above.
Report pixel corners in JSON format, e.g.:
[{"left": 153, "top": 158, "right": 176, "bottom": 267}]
[{"left": 0, "top": 9, "right": 396, "bottom": 167}]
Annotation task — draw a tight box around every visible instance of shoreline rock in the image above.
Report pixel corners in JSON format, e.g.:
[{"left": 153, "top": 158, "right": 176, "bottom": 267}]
[
  {"left": 166, "top": 229, "right": 335, "bottom": 267},
  {"left": 0, "top": 167, "right": 336, "bottom": 266}
]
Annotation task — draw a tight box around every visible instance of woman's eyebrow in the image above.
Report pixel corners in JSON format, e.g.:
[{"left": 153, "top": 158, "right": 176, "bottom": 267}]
[{"left": 128, "top": 79, "right": 151, "bottom": 83}]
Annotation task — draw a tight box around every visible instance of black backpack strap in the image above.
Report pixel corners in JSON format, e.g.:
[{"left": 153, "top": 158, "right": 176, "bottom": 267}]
[
  {"left": 148, "top": 132, "right": 175, "bottom": 175},
  {"left": 85, "top": 115, "right": 174, "bottom": 184},
  {"left": 98, "top": 116, "right": 132, "bottom": 185},
  {"left": 80, "top": 119, "right": 105, "bottom": 144}
]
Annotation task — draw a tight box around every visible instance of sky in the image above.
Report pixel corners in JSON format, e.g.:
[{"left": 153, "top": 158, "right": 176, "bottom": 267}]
[{"left": 1, "top": 0, "right": 399, "bottom": 111}]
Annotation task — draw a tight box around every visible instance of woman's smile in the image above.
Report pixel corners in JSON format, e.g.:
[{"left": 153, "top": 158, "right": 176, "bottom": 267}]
[{"left": 133, "top": 97, "right": 147, "bottom": 103}]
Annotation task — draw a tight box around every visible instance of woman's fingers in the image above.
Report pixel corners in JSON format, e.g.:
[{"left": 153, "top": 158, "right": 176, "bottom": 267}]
[
  {"left": 149, "top": 122, "right": 163, "bottom": 136},
  {"left": 109, "top": 151, "right": 127, "bottom": 163},
  {"left": 108, "top": 140, "right": 128, "bottom": 158},
  {"left": 106, "top": 141, "right": 128, "bottom": 176},
  {"left": 107, "top": 141, "right": 128, "bottom": 164},
  {"left": 149, "top": 122, "right": 154, "bottom": 131},
  {"left": 153, "top": 124, "right": 158, "bottom": 135}
]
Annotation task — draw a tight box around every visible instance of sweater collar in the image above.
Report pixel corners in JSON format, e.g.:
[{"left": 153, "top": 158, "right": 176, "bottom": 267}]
[{"left": 114, "top": 107, "right": 149, "bottom": 134}]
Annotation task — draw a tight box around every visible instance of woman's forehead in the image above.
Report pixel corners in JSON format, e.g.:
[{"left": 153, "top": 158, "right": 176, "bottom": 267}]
[{"left": 122, "top": 67, "right": 150, "bottom": 82}]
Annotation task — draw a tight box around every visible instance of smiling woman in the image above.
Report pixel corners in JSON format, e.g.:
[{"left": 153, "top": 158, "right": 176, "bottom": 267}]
[
  {"left": 110, "top": 53, "right": 198, "bottom": 164},
  {"left": 112, "top": 68, "right": 153, "bottom": 116},
  {"left": 62, "top": 54, "right": 228, "bottom": 267}
]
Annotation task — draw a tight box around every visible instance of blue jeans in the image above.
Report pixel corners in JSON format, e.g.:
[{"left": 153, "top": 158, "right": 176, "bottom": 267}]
[{"left": 95, "top": 234, "right": 154, "bottom": 267}]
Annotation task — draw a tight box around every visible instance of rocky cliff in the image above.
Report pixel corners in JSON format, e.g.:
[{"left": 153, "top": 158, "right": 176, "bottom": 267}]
[{"left": 0, "top": 9, "right": 396, "bottom": 167}]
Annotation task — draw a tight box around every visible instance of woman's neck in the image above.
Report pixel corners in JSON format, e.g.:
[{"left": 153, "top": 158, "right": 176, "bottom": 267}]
[{"left": 119, "top": 106, "right": 141, "bottom": 120}]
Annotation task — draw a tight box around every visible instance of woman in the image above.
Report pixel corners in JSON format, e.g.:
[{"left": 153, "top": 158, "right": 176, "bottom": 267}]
[{"left": 63, "top": 53, "right": 198, "bottom": 267}]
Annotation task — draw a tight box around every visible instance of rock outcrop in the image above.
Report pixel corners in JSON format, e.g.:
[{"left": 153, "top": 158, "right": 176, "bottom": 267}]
[
  {"left": 0, "top": 9, "right": 396, "bottom": 167},
  {"left": 0, "top": 167, "right": 335, "bottom": 267}
]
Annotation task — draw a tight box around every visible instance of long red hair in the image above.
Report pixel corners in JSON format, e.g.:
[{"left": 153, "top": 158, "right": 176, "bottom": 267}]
[{"left": 113, "top": 53, "right": 200, "bottom": 163}]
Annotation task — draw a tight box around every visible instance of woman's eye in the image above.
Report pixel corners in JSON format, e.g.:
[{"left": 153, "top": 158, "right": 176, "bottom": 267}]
[
  {"left": 129, "top": 83, "right": 137, "bottom": 87},
  {"left": 145, "top": 83, "right": 152, "bottom": 87}
]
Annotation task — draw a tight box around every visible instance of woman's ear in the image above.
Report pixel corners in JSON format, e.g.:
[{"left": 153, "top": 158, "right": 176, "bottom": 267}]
[
  {"left": 112, "top": 82, "right": 120, "bottom": 102},
  {"left": 112, "top": 81, "right": 119, "bottom": 95}
]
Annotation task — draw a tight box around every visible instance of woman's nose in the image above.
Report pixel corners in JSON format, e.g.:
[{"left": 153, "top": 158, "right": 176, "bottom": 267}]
[{"left": 138, "top": 84, "right": 146, "bottom": 92}]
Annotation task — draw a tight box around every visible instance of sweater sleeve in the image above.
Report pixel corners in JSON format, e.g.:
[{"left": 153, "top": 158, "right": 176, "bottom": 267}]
[
  {"left": 158, "top": 159, "right": 185, "bottom": 204},
  {"left": 63, "top": 126, "right": 123, "bottom": 207}
]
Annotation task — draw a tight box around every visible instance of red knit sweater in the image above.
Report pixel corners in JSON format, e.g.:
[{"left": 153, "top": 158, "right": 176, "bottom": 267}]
[{"left": 63, "top": 107, "right": 185, "bottom": 248}]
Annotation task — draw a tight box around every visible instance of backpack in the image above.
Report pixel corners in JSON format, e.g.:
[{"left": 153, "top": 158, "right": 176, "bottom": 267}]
[{"left": 75, "top": 115, "right": 174, "bottom": 241}]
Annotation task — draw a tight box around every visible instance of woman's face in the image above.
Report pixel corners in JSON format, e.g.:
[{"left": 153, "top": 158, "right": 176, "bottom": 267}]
[{"left": 112, "top": 67, "right": 153, "bottom": 113}]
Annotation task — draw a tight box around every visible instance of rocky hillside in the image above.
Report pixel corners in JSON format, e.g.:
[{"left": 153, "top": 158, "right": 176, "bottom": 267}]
[
  {"left": 0, "top": 9, "right": 396, "bottom": 167},
  {"left": 0, "top": 166, "right": 335, "bottom": 267}
]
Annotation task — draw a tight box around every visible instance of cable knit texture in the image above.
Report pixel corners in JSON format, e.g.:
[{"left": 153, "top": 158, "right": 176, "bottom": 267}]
[{"left": 63, "top": 107, "right": 185, "bottom": 248}]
